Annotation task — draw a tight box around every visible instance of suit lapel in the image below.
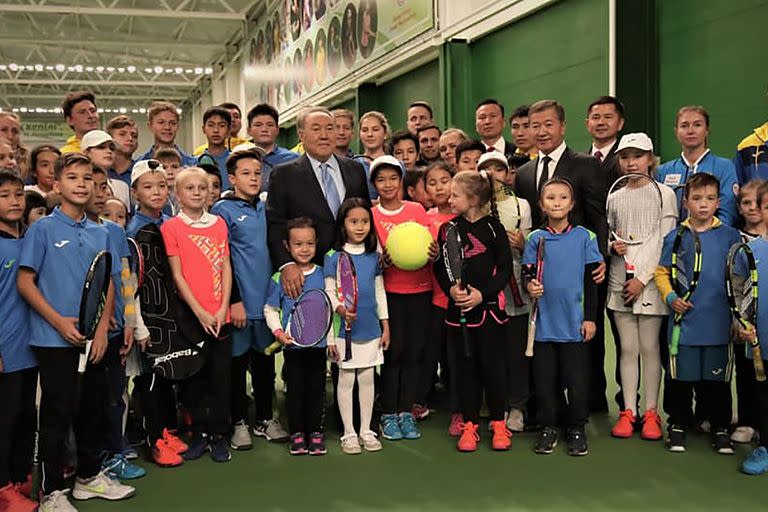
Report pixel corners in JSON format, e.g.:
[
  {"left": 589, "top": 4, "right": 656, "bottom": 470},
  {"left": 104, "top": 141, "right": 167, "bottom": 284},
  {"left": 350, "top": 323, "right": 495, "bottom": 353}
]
[{"left": 552, "top": 147, "right": 572, "bottom": 177}]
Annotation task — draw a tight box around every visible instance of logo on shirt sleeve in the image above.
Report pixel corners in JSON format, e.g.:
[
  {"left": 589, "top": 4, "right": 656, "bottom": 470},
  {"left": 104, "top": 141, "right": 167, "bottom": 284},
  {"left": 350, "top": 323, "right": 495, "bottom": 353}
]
[
  {"left": 2, "top": 258, "right": 15, "bottom": 269},
  {"left": 54, "top": 240, "right": 71, "bottom": 248},
  {"left": 237, "top": 215, "right": 248, "bottom": 222}
]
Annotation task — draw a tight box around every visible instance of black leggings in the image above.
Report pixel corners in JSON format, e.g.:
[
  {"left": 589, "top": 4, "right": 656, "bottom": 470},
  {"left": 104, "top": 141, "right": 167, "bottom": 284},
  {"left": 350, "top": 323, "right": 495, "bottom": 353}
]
[
  {"left": 0, "top": 367, "right": 37, "bottom": 486},
  {"left": 534, "top": 342, "right": 590, "bottom": 428},
  {"left": 450, "top": 320, "right": 508, "bottom": 424},
  {"left": 283, "top": 348, "right": 326, "bottom": 435},
  {"left": 382, "top": 292, "right": 430, "bottom": 414},
  {"left": 34, "top": 347, "right": 108, "bottom": 493},
  {"left": 735, "top": 346, "right": 759, "bottom": 428},
  {"left": 251, "top": 351, "right": 276, "bottom": 422},
  {"left": 666, "top": 379, "right": 731, "bottom": 432},
  {"left": 416, "top": 304, "right": 448, "bottom": 406},
  {"left": 505, "top": 314, "right": 530, "bottom": 413}
]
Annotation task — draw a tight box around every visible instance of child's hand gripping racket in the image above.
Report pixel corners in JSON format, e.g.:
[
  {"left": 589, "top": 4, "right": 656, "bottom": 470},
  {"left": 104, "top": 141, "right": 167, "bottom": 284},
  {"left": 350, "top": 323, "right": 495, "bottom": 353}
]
[
  {"left": 525, "top": 237, "right": 545, "bottom": 357},
  {"left": 726, "top": 243, "right": 765, "bottom": 381},
  {"left": 497, "top": 183, "right": 525, "bottom": 307},
  {"left": 443, "top": 222, "right": 471, "bottom": 357},
  {"left": 265, "top": 289, "right": 333, "bottom": 355},
  {"left": 336, "top": 251, "right": 358, "bottom": 362},
  {"left": 77, "top": 251, "right": 112, "bottom": 373},
  {"left": 669, "top": 225, "right": 701, "bottom": 356}
]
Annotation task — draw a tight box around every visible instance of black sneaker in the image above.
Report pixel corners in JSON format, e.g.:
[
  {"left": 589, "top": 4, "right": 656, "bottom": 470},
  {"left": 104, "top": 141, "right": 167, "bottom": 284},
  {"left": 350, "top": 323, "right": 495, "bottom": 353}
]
[
  {"left": 308, "top": 432, "right": 327, "bottom": 456},
  {"left": 289, "top": 433, "right": 308, "bottom": 455},
  {"left": 534, "top": 426, "right": 558, "bottom": 454},
  {"left": 182, "top": 433, "right": 208, "bottom": 461},
  {"left": 712, "top": 430, "right": 734, "bottom": 455},
  {"left": 567, "top": 427, "right": 588, "bottom": 456},
  {"left": 667, "top": 425, "right": 687, "bottom": 453}
]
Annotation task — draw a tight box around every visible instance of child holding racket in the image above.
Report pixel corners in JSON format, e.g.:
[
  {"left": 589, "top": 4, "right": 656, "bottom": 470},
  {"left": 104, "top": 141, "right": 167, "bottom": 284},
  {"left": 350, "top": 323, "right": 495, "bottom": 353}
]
[
  {"left": 161, "top": 166, "right": 233, "bottom": 463},
  {"left": 264, "top": 217, "right": 329, "bottom": 456},
  {"left": 0, "top": 170, "right": 38, "bottom": 512},
  {"left": 737, "top": 180, "right": 768, "bottom": 475},
  {"left": 732, "top": 179, "right": 767, "bottom": 445},
  {"left": 17, "top": 153, "right": 135, "bottom": 509},
  {"left": 434, "top": 170, "right": 513, "bottom": 452},
  {"left": 606, "top": 133, "right": 678, "bottom": 440},
  {"left": 324, "top": 198, "right": 390, "bottom": 454},
  {"left": 523, "top": 177, "right": 602, "bottom": 456},
  {"left": 370, "top": 155, "right": 435, "bottom": 441},
  {"left": 423, "top": 160, "right": 459, "bottom": 433},
  {"left": 478, "top": 151, "right": 533, "bottom": 433},
  {"left": 654, "top": 173, "right": 741, "bottom": 454}
]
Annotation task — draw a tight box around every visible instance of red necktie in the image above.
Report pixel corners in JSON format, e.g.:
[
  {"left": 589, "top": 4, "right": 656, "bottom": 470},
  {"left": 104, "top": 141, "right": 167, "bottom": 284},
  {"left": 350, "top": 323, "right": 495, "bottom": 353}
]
[
  {"left": 486, "top": 146, "right": 495, "bottom": 153},
  {"left": 594, "top": 150, "right": 603, "bottom": 162}
]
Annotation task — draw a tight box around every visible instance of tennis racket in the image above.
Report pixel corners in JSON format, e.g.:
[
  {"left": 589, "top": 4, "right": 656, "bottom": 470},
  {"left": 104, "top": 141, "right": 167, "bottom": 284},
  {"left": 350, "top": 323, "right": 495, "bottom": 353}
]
[
  {"left": 127, "top": 237, "right": 144, "bottom": 293},
  {"left": 77, "top": 251, "right": 112, "bottom": 373},
  {"left": 669, "top": 225, "right": 702, "bottom": 356},
  {"left": 443, "top": 222, "right": 471, "bottom": 357},
  {"left": 496, "top": 183, "right": 525, "bottom": 307},
  {"left": 265, "top": 289, "right": 333, "bottom": 355},
  {"left": 337, "top": 251, "right": 358, "bottom": 362},
  {"left": 725, "top": 243, "right": 766, "bottom": 381},
  {"left": 606, "top": 173, "right": 664, "bottom": 305},
  {"left": 525, "top": 236, "right": 545, "bottom": 357}
]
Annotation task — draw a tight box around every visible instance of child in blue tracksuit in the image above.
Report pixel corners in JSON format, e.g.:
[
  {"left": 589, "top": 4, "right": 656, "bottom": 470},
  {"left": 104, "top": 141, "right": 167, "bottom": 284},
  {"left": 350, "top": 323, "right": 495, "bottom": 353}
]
[
  {"left": 733, "top": 121, "right": 768, "bottom": 184},
  {"left": 210, "top": 148, "right": 281, "bottom": 449},
  {"left": 654, "top": 173, "right": 741, "bottom": 455},
  {"left": 0, "top": 170, "right": 38, "bottom": 511}
]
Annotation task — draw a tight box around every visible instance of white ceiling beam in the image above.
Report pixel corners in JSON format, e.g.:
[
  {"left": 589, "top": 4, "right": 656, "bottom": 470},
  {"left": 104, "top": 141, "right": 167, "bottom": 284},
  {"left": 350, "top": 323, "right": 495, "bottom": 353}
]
[
  {"left": 0, "top": 35, "right": 221, "bottom": 50},
  {"left": 0, "top": 5, "right": 245, "bottom": 20},
  {"left": 0, "top": 78, "right": 195, "bottom": 87},
  {"left": 0, "top": 93, "right": 187, "bottom": 100}
]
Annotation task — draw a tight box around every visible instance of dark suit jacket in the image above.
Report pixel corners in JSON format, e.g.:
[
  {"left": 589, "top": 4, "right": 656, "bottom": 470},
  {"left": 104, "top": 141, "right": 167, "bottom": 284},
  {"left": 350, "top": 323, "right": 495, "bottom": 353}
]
[
  {"left": 515, "top": 147, "right": 608, "bottom": 253},
  {"left": 483, "top": 139, "right": 517, "bottom": 163},
  {"left": 266, "top": 154, "right": 370, "bottom": 267},
  {"left": 589, "top": 140, "right": 620, "bottom": 190}
]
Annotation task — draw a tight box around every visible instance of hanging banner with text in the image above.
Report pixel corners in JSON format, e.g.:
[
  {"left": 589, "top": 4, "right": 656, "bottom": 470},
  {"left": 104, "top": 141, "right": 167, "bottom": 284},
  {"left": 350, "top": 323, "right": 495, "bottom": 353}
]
[{"left": 244, "top": 0, "right": 434, "bottom": 112}]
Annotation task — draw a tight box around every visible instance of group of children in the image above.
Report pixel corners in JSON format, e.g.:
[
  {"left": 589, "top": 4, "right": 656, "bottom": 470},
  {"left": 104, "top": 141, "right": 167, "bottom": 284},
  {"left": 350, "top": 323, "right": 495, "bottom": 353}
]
[{"left": 1, "top": 123, "right": 768, "bottom": 512}]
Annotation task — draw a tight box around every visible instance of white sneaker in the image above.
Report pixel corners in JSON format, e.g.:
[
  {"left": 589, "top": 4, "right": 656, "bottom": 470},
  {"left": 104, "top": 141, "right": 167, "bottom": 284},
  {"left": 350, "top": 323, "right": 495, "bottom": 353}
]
[
  {"left": 340, "top": 434, "right": 362, "bottom": 455},
  {"left": 359, "top": 431, "right": 382, "bottom": 452},
  {"left": 40, "top": 490, "right": 78, "bottom": 512},
  {"left": 731, "top": 426, "right": 757, "bottom": 444},
  {"left": 506, "top": 408, "right": 525, "bottom": 432},
  {"left": 230, "top": 420, "right": 253, "bottom": 450},
  {"left": 72, "top": 471, "right": 135, "bottom": 501},
  {"left": 252, "top": 418, "right": 289, "bottom": 442}
]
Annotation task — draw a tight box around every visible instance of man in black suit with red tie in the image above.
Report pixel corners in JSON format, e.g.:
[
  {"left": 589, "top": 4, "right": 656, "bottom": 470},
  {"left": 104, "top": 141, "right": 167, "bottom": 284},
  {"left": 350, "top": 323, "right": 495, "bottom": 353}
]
[
  {"left": 514, "top": 99, "right": 609, "bottom": 415},
  {"left": 266, "top": 105, "right": 369, "bottom": 296},
  {"left": 476, "top": 99, "right": 516, "bottom": 161}
]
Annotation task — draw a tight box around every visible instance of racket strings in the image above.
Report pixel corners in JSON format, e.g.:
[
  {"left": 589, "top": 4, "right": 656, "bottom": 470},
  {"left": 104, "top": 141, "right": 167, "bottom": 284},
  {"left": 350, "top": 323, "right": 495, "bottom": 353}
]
[{"left": 608, "top": 178, "right": 662, "bottom": 243}]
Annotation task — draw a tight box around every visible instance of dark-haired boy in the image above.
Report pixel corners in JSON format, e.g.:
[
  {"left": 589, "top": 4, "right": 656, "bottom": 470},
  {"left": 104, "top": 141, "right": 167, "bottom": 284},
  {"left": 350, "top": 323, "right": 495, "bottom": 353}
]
[
  {"left": 655, "top": 173, "right": 741, "bottom": 454},
  {"left": 455, "top": 139, "right": 485, "bottom": 173},
  {"left": 200, "top": 106, "right": 233, "bottom": 190},
  {"left": 17, "top": 153, "right": 134, "bottom": 510},
  {"left": 246, "top": 103, "right": 299, "bottom": 192},
  {"left": 0, "top": 170, "right": 38, "bottom": 512}
]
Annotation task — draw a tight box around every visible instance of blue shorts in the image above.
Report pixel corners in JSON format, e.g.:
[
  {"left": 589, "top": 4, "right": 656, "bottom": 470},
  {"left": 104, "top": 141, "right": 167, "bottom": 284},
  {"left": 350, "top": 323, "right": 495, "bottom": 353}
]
[
  {"left": 670, "top": 344, "right": 734, "bottom": 382},
  {"left": 232, "top": 319, "right": 273, "bottom": 357}
]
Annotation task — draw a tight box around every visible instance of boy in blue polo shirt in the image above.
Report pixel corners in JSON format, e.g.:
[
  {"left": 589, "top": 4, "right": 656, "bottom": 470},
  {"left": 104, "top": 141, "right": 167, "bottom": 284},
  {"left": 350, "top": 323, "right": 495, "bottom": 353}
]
[
  {"left": 211, "top": 148, "right": 287, "bottom": 448},
  {"left": 0, "top": 170, "right": 38, "bottom": 512},
  {"left": 17, "top": 152, "right": 135, "bottom": 510},
  {"left": 655, "top": 173, "right": 741, "bottom": 455}
]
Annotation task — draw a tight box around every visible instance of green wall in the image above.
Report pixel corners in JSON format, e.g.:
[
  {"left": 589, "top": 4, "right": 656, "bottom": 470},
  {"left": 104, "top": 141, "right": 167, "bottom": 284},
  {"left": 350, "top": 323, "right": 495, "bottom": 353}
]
[{"left": 658, "top": 0, "right": 768, "bottom": 161}]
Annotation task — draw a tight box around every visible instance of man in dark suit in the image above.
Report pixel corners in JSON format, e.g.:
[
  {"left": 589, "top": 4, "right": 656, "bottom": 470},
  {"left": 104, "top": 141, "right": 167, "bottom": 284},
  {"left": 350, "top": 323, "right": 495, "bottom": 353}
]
[
  {"left": 514, "top": 99, "right": 609, "bottom": 414},
  {"left": 266, "top": 106, "right": 369, "bottom": 297},
  {"left": 476, "top": 99, "right": 516, "bottom": 161}
]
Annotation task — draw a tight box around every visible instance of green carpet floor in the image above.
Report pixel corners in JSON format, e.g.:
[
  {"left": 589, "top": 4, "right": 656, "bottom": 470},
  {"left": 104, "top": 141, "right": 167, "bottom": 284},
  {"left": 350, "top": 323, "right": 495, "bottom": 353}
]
[{"left": 78, "top": 329, "right": 766, "bottom": 511}]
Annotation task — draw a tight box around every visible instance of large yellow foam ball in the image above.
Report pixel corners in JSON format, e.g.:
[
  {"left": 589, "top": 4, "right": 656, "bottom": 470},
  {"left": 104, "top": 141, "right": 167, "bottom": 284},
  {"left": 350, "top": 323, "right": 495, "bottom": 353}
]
[{"left": 386, "top": 222, "right": 432, "bottom": 271}]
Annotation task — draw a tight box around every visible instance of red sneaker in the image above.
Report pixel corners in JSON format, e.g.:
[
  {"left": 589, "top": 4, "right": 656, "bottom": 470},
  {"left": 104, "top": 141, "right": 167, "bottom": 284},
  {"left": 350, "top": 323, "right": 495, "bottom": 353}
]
[
  {"left": 411, "top": 403, "right": 431, "bottom": 421},
  {"left": 449, "top": 413, "right": 464, "bottom": 437},
  {"left": 641, "top": 409, "right": 663, "bottom": 440},
  {"left": 163, "top": 428, "right": 189, "bottom": 454},
  {"left": 0, "top": 483, "right": 37, "bottom": 512},
  {"left": 457, "top": 422, "right": 479, "bottom": 452},
  {"left": 611, "top": 410, "right": 635, "bottom": 438},
  {"left": 153, "top": 438, "right": 184, "bottom": 467},
  {"left": 490, "top": 421, "right": 512, "bottom": 451}
]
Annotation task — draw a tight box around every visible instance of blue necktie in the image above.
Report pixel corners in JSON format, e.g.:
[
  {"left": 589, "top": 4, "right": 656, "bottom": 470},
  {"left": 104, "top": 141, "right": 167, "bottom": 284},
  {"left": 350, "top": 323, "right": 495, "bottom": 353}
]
[{"left": 320, "top": 162, "right": 341, "bottom": 216}]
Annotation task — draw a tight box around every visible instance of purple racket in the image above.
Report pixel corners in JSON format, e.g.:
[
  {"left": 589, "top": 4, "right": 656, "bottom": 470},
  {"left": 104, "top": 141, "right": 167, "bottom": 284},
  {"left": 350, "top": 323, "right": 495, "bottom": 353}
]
[
  {"left": 337, "top": 252, "right": 358, "bottom": 362},
  {"left": 265, "top": 289, "right": 333, "bottom": 355}
]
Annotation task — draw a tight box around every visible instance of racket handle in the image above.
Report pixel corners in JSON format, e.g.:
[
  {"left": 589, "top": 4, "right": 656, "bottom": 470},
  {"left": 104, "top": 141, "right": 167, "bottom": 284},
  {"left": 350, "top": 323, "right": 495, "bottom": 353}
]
[
  {"left": 525, "top": 322, "right": 535, "bottom": 357},
  {"left": 670, "top": 327, "right": 680, "bottom": 356},
  {"left": 509, "top": 274, "right": 525, "bottom": 308},
  {"left": 623, "top": 263, "right": 636, "bottom": 307},
  {"left": 77, "top": 340, "right": 92, "bottom": 374},
  {"left": 343, "top": 328, "right": 352, "bottom": 362},
  {"left": 265, "top": 340, "right": 282, "bottom": 356},
  {"left": 752, "top": 346, "right": 766, "bottom": 382}
]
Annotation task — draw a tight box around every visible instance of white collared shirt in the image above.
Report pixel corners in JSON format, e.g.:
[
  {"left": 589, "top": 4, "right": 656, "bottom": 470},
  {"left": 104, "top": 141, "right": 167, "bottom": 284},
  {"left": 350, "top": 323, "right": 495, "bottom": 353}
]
[
  {"left": 177, "top": 209, "right": 218, "bottom": 228},
  {"left": 591, "top": 140, "right": 616, "bottom": 161},
  {"left": 307, "top": 153, "right": 346, "bottom": 202},
  {"left": 535, "top": 140, "right": 567, "bottom": 185},
  {"left": 484, "top": 137, "right": 506, "bottom": 154},
  {"left": 681, "top": 148, "right": 711, "bottom": 173}
]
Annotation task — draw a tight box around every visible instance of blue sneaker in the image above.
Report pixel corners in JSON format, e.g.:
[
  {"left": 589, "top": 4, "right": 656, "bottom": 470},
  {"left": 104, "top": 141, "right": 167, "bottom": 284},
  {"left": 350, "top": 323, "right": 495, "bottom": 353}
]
[
  {"left": 380, "top": 414, "right": 403, "bottom": 440},
  {"left": 398, "top": 412, "right": 421, "bottom": 440},
  {"left": 182, "top": 433, "right": 208, "bottom": 461},
  {"left": 742, "top": 446, "right": 768, "bottom": 475},
  {"left": 209, "top": 435, "right": 232, "bottom": 463},
  {"left": 102, "top": 454, "right": 146, "bottom": 480}
]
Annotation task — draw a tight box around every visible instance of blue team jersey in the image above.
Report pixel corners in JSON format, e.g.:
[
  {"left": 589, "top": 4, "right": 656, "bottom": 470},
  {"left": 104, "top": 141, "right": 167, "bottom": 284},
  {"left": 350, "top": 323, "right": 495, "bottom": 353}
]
[
  {"left": 261, "top": 145, "right": 300, "bottom": 192},
  {"left": 265, "top": 265, "right": 327, "bottom": 349},
  {"left": 735, "top": 237, "right": 768, "bottom": 359},
  {"left": 0, "top": 233, "right": 36, "bottom": 372},
  {"left": 660, "top": 221, "right": 741, "bottom": 347},
  {"left": 199, "top": 150, "right": 231, "bottom": 190},
  {"left": 19, "top": 208, "right": 121, "bottom": 348},
  {"left": 656, "top": 151, "right": 739, "bottom": 226},
  {"left": 211, "top": 197, "right": 271, "bottom": 320},
  {"left": 101, "top": 219, "right": 130, "bottom": 334},
  {"left": 353, "top": 156, "right": 378, "bottom": 200},
  {"left": 137, "top": 144, "right": 196, "bottom": 167},
  {"left": 324, "top": 249, "right": 382, "bottom": 342},
  {"left": 126, "top": 210, "right": 170, "bottom": 238},
  {"left": 522, "top": 226, "right": 602, "bottom": 343}
]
